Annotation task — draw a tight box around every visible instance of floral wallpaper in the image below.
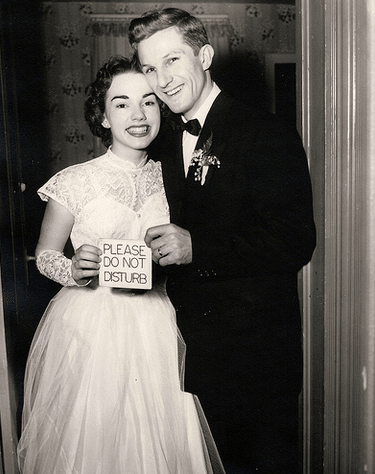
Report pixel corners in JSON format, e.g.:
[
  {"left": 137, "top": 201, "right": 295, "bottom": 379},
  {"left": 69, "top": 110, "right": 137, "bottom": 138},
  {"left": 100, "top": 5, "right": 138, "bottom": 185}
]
[{"left": 40, "top": 2, "right": 296, "bottom": 175}]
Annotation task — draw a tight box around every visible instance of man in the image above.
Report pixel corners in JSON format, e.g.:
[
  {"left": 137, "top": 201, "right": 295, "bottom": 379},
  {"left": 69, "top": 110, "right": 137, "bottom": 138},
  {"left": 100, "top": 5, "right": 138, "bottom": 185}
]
[{"left": 129, "top": 9, "right": 316, "bottom": 474}]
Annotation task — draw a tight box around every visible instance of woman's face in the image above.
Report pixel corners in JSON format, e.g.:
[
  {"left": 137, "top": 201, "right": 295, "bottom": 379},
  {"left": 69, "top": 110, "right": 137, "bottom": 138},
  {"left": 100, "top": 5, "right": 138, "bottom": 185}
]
[{"left": 102, "top": 72, "right": 160, "bottom": 159}]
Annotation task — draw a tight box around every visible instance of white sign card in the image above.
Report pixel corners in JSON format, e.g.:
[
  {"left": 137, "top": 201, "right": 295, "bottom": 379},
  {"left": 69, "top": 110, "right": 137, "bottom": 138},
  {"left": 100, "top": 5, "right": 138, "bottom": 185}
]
[{"left": 99, "top": 239, "right": 152, "bottom": 290}]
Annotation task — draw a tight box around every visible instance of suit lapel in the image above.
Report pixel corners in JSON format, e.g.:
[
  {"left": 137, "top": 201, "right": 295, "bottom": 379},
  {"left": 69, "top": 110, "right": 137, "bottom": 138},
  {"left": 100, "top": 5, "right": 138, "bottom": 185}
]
[
  {"left": 165, "top": 92, "right": 234, "bottom": 216},
  {"left": 186, "top": 92, "right": 231, "bottom": 190},
  {"left": 160, "top": 126, "right": 185, "bottom": 222}
]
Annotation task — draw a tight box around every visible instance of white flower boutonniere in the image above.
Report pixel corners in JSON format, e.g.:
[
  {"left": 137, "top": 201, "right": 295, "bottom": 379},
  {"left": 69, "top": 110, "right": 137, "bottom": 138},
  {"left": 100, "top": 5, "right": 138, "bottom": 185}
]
[{"left": 189, "top": 132, "right": 221, "bottom": 185}]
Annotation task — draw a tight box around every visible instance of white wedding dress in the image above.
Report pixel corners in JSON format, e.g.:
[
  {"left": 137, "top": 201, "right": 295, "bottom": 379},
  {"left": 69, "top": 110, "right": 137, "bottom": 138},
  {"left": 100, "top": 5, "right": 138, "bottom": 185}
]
[{"left": 17, "top": 149, "right": 223, "bottom": 474}]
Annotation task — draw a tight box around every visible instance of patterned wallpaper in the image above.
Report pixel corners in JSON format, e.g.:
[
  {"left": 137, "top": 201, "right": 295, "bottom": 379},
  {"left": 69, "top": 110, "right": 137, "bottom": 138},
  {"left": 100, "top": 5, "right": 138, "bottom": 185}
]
[{"left": 40, "top": 2, "right": 296, "bottom": 174}]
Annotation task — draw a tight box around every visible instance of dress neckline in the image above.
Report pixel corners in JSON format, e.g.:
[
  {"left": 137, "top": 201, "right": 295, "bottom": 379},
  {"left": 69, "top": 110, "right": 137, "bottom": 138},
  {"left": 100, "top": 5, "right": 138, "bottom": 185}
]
[{"left": 107, "top": 147, "right": 148, "bottom": 169}]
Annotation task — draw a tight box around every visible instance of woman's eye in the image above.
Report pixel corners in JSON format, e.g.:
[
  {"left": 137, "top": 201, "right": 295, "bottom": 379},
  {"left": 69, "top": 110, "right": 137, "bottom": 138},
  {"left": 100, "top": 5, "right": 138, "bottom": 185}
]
[
  {"left": 116, "top": 103, "right": 127, "bottom": 108},
  {"left": 144, "top": 100, "right": 156, "bottom": 107}
]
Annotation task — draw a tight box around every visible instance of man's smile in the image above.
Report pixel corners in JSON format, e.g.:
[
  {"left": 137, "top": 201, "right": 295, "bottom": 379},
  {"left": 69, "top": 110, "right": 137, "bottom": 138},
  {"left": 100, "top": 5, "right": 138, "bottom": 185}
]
[{"left": 165, "top": 85, "right": 183, "bottom": 96}]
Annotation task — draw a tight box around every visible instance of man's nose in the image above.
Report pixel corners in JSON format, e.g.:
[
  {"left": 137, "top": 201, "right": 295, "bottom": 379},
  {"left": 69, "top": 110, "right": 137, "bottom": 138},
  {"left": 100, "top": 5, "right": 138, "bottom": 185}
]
[{"left": 157, "top": 68, "right": 172, "bottom": 88}]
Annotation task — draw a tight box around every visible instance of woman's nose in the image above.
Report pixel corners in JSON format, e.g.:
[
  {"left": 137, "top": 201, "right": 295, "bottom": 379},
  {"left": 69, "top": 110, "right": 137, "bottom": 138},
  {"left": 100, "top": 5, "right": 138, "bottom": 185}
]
[{"left": 131, "top": 107, "right": 146, "bottom": 121}]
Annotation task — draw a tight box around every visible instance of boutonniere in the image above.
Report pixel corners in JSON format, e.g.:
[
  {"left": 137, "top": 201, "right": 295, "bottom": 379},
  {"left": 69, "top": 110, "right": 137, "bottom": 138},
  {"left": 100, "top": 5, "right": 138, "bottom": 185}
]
[{"left": 189, "top": 132, "right": 221, "bottom": 185}]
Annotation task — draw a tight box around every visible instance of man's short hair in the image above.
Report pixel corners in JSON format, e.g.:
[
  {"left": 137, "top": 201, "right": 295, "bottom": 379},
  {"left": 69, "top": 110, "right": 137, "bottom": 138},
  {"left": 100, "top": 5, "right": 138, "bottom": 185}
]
[{"left": 129, "top": 8, "right": 210, "bottom": 56}]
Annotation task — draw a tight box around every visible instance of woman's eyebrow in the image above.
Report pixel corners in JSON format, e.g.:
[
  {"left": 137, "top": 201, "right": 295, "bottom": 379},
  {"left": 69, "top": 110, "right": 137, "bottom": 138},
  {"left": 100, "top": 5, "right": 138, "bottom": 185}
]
[{"left": 111, "top": 95, "right": 129, "bottom": 101}]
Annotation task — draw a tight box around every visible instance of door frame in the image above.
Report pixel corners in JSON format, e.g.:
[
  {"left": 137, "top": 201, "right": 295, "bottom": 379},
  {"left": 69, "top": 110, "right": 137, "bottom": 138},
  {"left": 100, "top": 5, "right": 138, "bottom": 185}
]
[{"left": 299, "top": 0, "right": 375, "bottom": 472}]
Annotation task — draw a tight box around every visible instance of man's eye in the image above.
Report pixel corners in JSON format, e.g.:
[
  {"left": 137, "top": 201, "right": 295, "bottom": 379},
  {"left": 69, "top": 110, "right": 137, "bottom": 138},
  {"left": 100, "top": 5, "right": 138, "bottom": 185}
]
[{"left": 168, "top": 57, "right": 178, "bottom": 65}]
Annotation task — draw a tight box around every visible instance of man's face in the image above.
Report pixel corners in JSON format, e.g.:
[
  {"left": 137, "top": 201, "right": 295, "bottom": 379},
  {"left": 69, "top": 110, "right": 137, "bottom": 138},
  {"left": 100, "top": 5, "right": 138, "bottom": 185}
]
[{"left": 137, "top": 27, "right": 212, "bottom": 120}]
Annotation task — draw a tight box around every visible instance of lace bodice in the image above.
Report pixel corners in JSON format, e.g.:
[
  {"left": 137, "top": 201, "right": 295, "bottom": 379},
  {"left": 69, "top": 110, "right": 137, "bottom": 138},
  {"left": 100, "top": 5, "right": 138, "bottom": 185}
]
[{"left": 38, "top": 150, "right": 169, "bottom": 251}]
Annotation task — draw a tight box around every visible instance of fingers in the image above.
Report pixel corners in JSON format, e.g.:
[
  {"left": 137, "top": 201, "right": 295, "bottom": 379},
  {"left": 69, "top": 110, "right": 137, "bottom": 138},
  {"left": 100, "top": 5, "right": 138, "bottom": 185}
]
[
  {"left": 145, "top": 224, "right": 172, "bottom": 263},
  {"left": 74, "top": 244, "right": 102, "bottom": 263},
  {"left": 72, "top": 244, "right": 102, "bottom": 283},
  {"left": 145, "top": 224, "right": 184, "bottom": 251},
  {"left": 153, "top": 245, "right": 167, "bottom": 265},
  {"left": 144, "top": 224, "right": 170, "bottom": 247},
  {"left": 145, "top": 224, "right": 193, "bottom": 266}
]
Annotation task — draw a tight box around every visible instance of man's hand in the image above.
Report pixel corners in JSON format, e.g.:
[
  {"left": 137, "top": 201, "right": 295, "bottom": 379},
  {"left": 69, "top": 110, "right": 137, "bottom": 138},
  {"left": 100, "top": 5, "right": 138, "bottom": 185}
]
[{"left": 144, "top": 224, "right": 192, "bottom": 266}]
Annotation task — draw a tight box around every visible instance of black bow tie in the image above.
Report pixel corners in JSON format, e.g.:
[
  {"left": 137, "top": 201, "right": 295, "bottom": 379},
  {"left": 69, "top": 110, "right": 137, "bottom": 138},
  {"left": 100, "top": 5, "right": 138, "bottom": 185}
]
[
  {"left": 181, "top": 118, "right": 201, "bottom": 136},
  {"left": 170, "top": 116, "right": 201, "bottom": 136}
]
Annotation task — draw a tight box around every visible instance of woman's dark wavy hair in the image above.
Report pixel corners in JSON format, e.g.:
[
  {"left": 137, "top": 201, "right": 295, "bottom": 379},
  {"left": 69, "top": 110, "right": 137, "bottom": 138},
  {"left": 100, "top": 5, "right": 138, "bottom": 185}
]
[
  {"left": 84, "top": 55, "right": 141, "bottom": 148},
  {"left": 128, "top": 8, "right": 210, "bottom": 56}
]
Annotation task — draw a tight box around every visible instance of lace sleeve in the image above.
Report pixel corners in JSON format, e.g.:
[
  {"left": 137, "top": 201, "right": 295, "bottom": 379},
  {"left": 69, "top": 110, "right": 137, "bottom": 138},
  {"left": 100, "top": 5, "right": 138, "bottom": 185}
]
[
  {"left": 36, "top": 250, "right": 79, "bottom": 287},
  {"left": 37, "top": 167, "right": 81, "bottom": 216}
]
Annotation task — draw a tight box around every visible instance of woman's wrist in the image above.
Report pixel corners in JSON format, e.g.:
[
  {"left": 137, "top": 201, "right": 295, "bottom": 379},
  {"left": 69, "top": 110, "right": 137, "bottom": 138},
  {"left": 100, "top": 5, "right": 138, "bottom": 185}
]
[{"left": 36, "top": 250, "right": 79, "bottom": 287}]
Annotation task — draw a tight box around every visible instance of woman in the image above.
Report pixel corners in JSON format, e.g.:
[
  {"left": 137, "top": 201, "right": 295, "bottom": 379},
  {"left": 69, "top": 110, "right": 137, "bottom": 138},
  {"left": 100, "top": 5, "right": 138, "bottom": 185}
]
[{"left": 17, "top": 55, "right": 223, "bottom": 474}]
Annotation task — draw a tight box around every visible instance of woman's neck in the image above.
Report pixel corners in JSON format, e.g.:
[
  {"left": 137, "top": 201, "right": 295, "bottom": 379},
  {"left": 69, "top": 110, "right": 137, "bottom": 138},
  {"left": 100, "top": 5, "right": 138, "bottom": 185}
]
[{"left": 110, "top": 145, "right": 147, "bottom": 166}]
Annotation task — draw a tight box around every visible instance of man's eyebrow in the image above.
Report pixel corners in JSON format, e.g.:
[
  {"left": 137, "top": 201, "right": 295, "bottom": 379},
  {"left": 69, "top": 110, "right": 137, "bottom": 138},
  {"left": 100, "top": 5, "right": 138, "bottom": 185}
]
[{"left": 142, "top": 50, "right": 184, "bottom": 67}]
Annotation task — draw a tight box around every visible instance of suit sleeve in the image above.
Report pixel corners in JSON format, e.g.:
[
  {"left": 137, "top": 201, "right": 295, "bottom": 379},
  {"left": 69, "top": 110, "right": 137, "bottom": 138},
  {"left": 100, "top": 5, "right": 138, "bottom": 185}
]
[{"left": 187, "top": 115, "right": 316, "bottom": 279}]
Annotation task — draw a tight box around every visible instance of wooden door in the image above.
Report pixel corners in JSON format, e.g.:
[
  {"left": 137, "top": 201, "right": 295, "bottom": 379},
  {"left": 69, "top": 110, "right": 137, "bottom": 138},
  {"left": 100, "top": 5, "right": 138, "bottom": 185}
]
[
  {"left": 0, "top": 4, "right": 25, "bottom": 471},
  {"left": 0, "top": 2, "right": 60, "bottom": 472}
]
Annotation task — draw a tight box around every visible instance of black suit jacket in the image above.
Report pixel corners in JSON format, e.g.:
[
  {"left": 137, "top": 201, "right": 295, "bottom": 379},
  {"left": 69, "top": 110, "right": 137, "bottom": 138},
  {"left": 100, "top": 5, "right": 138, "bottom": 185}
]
[{"left": 151, "top": 91, "right": 316, "bottom": 402}]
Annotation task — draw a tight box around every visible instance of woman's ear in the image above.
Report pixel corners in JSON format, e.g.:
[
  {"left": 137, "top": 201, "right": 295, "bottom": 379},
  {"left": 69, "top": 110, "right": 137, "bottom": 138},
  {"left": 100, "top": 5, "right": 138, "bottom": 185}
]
[
  {"left": 102, "top": 117, "right": 110, "bottom": 128},
  {"left": 199, "top": 44, "right": 215, "bottom": 71}
]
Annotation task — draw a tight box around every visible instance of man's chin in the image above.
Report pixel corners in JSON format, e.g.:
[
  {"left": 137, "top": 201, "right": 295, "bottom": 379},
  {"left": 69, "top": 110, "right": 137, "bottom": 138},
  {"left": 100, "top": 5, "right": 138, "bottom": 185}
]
[
  {"left": 166, "top": 104, "right": 184, "bottom": 115},
  {"left": 163, "top": 98, "right": 186, "bottom": 115}
]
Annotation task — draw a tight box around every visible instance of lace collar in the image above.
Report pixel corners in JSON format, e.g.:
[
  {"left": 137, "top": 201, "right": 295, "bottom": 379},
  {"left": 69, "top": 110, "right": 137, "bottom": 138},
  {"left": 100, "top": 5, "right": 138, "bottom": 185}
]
[{"left": 107, "top": 147, "right": 148, "bottom": 169}]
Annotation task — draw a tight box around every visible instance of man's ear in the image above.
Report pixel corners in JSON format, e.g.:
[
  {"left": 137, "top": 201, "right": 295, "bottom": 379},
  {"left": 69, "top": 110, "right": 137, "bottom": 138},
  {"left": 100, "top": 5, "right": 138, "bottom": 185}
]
[{"left": 200, "top": 44, "right": 214, "bottom": 71}]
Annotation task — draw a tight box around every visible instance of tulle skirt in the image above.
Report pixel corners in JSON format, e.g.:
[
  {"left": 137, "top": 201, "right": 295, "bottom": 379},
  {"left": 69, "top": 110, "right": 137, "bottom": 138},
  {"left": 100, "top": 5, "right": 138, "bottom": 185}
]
[{"left": 18, "top": 284, "right": 223, "bottom": 474}]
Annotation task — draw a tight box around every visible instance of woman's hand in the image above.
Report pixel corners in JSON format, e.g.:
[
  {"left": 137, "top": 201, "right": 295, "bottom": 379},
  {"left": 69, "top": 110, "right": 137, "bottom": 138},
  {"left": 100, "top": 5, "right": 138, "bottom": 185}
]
[{"left": 72, "top": 244, "right": 102, "bottom": 286}]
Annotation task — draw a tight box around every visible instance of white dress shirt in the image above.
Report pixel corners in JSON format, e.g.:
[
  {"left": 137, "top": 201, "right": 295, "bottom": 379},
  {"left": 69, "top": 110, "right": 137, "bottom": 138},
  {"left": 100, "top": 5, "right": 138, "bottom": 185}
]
[{"left": 182, "top": 82, "right": 221, "bottom": 176}]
